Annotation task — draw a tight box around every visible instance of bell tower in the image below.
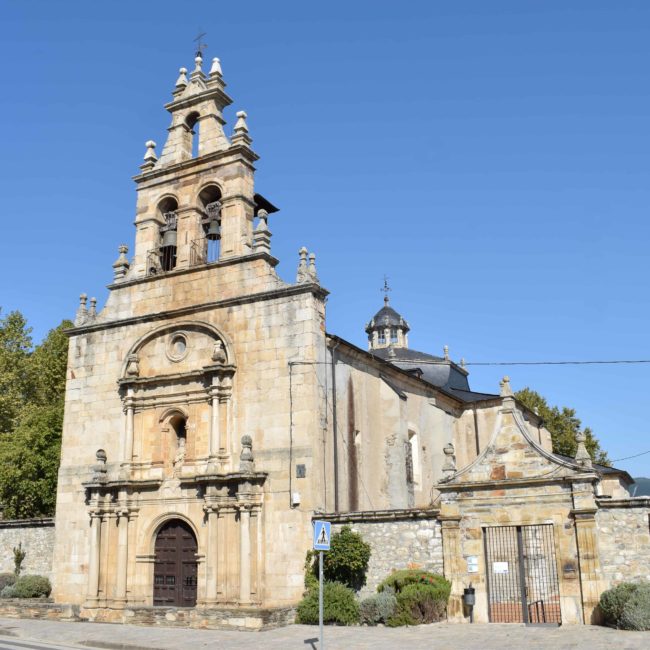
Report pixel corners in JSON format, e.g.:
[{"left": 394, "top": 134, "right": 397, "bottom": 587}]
[{"left": 129, "top": 51, "right": 275, "bottom": 279}]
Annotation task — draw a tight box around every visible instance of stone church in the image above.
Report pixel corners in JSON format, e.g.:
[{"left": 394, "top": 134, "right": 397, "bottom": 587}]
[{"left": 49, "top": 51, "right": 649, "bottom": 629}]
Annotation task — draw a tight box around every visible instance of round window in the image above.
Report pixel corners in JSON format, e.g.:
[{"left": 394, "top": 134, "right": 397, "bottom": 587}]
[{"left": 167, "top": 333, "right": 189, "bottom": 362}]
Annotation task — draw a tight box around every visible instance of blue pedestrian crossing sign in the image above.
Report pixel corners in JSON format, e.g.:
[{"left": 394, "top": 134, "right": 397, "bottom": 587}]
[{"left": 313, "top": 520, "right": 331, "bottom": 551}]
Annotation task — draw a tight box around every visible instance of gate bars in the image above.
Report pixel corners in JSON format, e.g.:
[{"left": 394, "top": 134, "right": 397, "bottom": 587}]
[{"left": 483, "top": 524, "right": 561, "bottom": 625}]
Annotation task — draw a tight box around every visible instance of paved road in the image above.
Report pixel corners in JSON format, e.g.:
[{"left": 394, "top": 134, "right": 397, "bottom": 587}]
[{"left": 1, "top": 617, "right": 650, "bottom": 650}]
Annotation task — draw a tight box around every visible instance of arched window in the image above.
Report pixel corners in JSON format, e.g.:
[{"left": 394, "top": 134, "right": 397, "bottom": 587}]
[
  {"left": 198, "top": 185, "right": 222, "bottom": 263},
  {"left": 185, "top": 112, "right": 200, "bottom": 158},
  {"left": 157, "top": 197, "right": 178, "bottom": 272}
]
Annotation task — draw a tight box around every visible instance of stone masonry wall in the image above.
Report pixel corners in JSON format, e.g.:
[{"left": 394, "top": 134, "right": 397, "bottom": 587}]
[
  {"left": 596, "top": 499, "right": 650, "bottom": 586},
  {"left": 328, "top": 510, "right": 443, "bottom": 598},
  {"left": 0, "top": 519, "right": 54, "bottom": 579}
]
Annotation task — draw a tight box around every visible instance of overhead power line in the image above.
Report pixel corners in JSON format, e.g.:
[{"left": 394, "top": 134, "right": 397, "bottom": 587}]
[
  {"left": 465, "top": 359, "right": 650, "bottom": 366},
  {"left": 611, "top": 449, "right": 650, "bottom": 463}
]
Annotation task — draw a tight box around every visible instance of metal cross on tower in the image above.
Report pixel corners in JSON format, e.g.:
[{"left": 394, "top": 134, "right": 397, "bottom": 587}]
[
  {"left": 194, "top": 29, "right": 208, "bottom": 57},
  {"left": 381, "top": 275, "right": 391, "bottom": 304}
]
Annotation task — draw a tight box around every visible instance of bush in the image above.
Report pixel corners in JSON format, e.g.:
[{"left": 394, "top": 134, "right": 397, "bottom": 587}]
[
  {"left": 308, "top": 526, "right": 371, "bottom": 591},
  {"left": 600, "top": 582, "right": 640, "bottom": 626},
  {"left": 387, "top": 580, "right": 451, "bottom": 627},
  {"left": 0, "top": 573, "right": 16, "bottom": 591},
  {"left": 0, "top": 585, "right": 16, "bottom": 598},
  {"left": 296, "top": 581, "right": 359, "bottom": 625},
  {"left": 378, "top": 569, "right": 450, "bottom": 595},
  {"left": 11, "top": 575, "right": 51, "bottom": 598},
  {"left": 359, "top": 587, "right": 397, "bottom": 625},
  {"left": 619, "top": 584, "right": 650, "bottom": 631}
]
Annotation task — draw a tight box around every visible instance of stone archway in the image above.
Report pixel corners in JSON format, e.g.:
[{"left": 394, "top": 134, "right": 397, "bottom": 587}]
[{"left": 153, "top": 519, "right": 198, "bottom": 607}]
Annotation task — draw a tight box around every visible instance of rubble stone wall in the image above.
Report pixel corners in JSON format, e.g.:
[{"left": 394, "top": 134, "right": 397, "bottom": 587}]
[
  {"left": 0, "top": 519, "right": 54, "bottom": 579},
  {"left": 597, "top": 499, "right": 650, "bottom": 586},
  {"left": 328, "top": 510, "right": 443, "bottom": 598}
]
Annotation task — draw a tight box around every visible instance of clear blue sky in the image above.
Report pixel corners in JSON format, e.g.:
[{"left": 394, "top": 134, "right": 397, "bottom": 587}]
[{"left": 1, "top": 2, "right": 649, "bottom": 476}]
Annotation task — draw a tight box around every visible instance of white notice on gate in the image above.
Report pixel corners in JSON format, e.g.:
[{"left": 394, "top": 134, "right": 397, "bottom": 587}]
[{"left": 493, "top": 561, "right": 509, "bottom": 574}]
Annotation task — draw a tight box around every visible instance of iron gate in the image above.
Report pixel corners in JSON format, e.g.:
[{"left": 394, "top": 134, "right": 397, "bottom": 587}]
[{"left": 483, "top": 524, "right": 561, "bottom": 624}]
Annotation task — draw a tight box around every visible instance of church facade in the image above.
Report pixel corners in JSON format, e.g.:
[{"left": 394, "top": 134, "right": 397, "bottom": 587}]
[{"left": 51, "top": 52, "right": 647, "bottom": 629}]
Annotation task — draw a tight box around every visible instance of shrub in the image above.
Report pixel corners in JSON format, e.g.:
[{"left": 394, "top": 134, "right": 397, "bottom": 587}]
[
  {"left": 0, "top": 573, "right": 16, "bottom": 591},
  {"left": 296, "top": 581, "right": 359, "bottom": 625},
  {"left": 600, "top": 582, "right": 640, "bottom": 626},
  {"left": 13, "top": 543, "right": 26, "bottom": 577},
  {"left": 11, "top": 575, "right": 51, "bottom": 598},
  {"left": 359, "top": 587, "right": 397, "bottom": 625},
  {"left": 387, "top": 580, "right": 450, "bottom": 627},
  {"left": 320, "top": 526, "right": 371, "bottom": 591},
  {"left": 0, "top": 585, "right": 16, "bottom": 598},
  {"left": 619, "top": 584, "right": 650, "bottom": 631},
  {"left": 378, "top": 569, "right": 450, "bottom": 595}
]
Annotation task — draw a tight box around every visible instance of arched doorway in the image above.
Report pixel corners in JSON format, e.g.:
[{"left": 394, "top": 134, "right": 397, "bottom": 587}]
[{"left": 153, "top": 519, "right": 198, "bottom": 607}]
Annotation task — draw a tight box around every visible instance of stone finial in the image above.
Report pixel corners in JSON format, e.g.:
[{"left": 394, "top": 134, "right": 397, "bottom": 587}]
[
  {"left": 443, "top": 345, "right": 449, "bottom": 361},
  {"left": 75, "top": 293, "right": 88, "bottom": 326},
  {"left": 240, "top": 435, "right": 254, "bottom": 472},
  {"left": 112, "top": 244, "right": 130, "bottom": 282},
  {"left": 460, "top": 357, "right": 466, "bottom": 368},
  {"left": 442, "top": 442, "right": 456, "bottom": 478},
  {"left": 500, "top": 375, "right": 514, "bottom": 397},
  {"left": 125, "top": 353, "right": 140, "bottom": 377},
  {"left": 88, "top": 297, "right": 97, "bottom": 320},
  {"left": 296, "top": 247, "right": 309, "bottom": 282},
  {"left": 231, "top": 110, "right": 252, "bottom": 147},
  {"left": 210, "top": 57, "right": 222, "bottom": 76},
  {"left": 140, "top": 140, "right": 158, "bottom": 172},
  {"left": 193, "top": 54, "right": 203, "bottom": 73},
  {"left": 308, "top": 252, "right": 319, "bottom": 283},
  {"left": 91, "top": 449, "right": 108, "bottom": 483},
  {"left": 211, "top": 340, "right": 226, "bottom": 364},
  {"left": 175, "top": 67, "right": 188, "bottom": 88},
  {"left": 574, "top": 431, "right": 593, "bottom": 469},
  {"left": 253, "top": 209, "right": 272, "bottom": 254}
]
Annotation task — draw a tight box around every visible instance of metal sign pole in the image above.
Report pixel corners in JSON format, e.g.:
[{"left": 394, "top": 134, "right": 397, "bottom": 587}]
[{"left": 319, "top": 550, "right": 324, "bottom": 650}]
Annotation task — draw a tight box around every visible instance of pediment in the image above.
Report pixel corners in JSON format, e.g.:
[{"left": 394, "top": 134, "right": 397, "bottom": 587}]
[
  {"left": 441, "top": 397, "right": 585, "bottom": 486},
  {"left": 121, "top": 321, "right": 231, "bottom": 380}
]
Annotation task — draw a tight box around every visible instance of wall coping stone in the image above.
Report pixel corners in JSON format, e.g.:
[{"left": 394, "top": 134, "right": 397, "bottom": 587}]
[
  {"left": 597, "top": 497, "right": 650, "bottom": 509},
  {"left": 0, "top": 518, "right": 55, "bottom": 529},
  {"left": 314, "top": 507, "right": 440, "bottom": 523}
]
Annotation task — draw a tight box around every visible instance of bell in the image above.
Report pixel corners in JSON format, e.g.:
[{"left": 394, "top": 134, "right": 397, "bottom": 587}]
[
  {"left": 206, "top": 218, "right": 221, "bottom": 241},
  {"left": 162, "top": 228, "right": 177, "bottom": 247}
]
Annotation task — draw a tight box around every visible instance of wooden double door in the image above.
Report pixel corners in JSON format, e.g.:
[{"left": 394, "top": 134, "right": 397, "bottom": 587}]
[{"left": 153, "top": 519, "right": 198, "bottom": 607}]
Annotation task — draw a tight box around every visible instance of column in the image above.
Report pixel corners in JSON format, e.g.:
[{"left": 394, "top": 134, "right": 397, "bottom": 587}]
[
  {"left": 124, "top": 393, "right": 134, "bottom": 462},
  {"left": 204, "top": 506, "right": 218, "bottom": 604},
  {"left": 239, "top": 505, "right": 251, "bottom": 604},
  {"left": 86, "top": 510, "right": 102, "bottom": 605},
  {"left": 209, "top": 391, "right": 220, "bottom": 458},
  {"left": 114, "top": 509, "right": 129, "bottom": 606}
]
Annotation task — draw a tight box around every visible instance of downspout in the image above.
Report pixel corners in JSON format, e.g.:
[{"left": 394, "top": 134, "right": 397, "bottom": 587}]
[{"left": 330, "top": 340, "right": 340, "bottom": 512}]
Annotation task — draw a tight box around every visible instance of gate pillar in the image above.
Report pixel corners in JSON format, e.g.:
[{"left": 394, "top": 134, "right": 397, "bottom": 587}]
[
  {"left": 573, "top": 507, "right": 603, "bottom": 624},
  {"left": 440, "top": 514, "right": 464, "bottom": 621}
]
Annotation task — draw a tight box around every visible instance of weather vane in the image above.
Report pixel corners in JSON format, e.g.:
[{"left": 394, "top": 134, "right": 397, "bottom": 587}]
[
  {"left": 381, "top": 275, "right": 391, "bottom": 304},
  {"left": 193, "top": 29, "right": 208, "bottom": 57}
]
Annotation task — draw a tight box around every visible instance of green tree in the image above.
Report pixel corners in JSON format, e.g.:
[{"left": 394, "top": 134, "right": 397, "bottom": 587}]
[
  {"left": 0, "top": 316, "right": 71, "bottom": 518},
  {"left": 0, "top": 310, "right": 33, "bottom": 435},
  {"left": 515, "top": 387, "right": 609, "bottom": 465}
]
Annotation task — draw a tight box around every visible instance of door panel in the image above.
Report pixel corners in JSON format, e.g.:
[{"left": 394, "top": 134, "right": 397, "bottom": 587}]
[{"left": 153, "top": 520, "right": 198, "bottom": 607}]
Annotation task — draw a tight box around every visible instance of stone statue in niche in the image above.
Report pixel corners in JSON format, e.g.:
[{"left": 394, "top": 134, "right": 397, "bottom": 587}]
[
  {"left": 211, "top": 340, "right": 226, "bottom": 364},
  {"left": 173, "top": 437, "right": 186, "bottom": 475}
]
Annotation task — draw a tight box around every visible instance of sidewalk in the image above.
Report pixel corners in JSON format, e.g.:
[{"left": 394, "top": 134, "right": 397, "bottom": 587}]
[{"left": 2, "top": 616, "right": 650, "bottom": 650}]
